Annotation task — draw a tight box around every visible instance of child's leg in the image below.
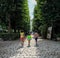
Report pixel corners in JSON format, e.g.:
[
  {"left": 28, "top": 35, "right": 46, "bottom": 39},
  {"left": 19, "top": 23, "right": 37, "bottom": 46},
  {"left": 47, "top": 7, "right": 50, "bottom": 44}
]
[
  {"left": 20, "top": 38, "right": 22, "bottom": 46},
  {"left": 35, "top": 38, "right": 37, "bottom": 45},
  {"left": 29, "top": 40, "right": 30, "bottom": 46},
  {"left": 22, "top": 39, "right": 24, "bottom": 47},
  {"left": 21, "top": 38, "right": 24, "bottom": 47},
  {"left": 28, "top": 40, "right": 30, "bottom": 46},
  {"left": 22, "top": 41, "right": 24, "bottom": 46},
  {"left": 28, "top": 40, "right": 29, "bottom": 46}
]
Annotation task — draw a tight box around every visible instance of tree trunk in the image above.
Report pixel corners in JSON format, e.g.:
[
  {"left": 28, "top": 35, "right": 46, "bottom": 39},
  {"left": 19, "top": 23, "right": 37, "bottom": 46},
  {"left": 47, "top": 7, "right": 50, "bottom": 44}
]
[
  {"left": 6, "top": 13, "right": 11, "bottom": 33},
  {"left": 6, "top": 13, "right": 11, "bottom": 40}
]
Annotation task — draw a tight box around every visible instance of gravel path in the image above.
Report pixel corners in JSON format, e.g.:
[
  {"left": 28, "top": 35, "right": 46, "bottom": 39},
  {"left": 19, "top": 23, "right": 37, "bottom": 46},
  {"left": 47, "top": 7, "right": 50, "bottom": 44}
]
[{"left": 0, "top": 39, "right": 60, "bottom": 58}]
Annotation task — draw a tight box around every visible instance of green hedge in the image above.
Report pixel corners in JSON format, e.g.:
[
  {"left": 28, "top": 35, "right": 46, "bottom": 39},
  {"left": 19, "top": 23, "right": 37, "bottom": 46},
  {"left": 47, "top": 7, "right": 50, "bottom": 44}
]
[
  {"left": 0, "top": 33, "right": 20, "bottom": 41},
  {"left": 56, "top": 34, "right": 60, "bottom": 37},
  {"left": 39, "top": 24, "right": 48, "bottom": 39}
]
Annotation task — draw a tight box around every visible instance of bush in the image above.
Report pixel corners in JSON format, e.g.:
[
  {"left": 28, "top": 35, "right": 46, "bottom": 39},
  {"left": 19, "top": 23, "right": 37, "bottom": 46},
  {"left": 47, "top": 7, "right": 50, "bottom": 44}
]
[
  {"left": 39, "top": 24, "right": 48, "bottom": 39},
  {"left": 0, "top": 33, "right": 20, "bottom": 41},
  {"left": 57, "top": 34, "right": 60, "bottom": 37}
]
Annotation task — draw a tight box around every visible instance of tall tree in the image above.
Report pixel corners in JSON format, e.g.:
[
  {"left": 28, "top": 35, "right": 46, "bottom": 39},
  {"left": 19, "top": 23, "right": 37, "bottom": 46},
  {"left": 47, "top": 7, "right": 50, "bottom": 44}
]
[
  {"left": 0, "top": 0, "right": 30, "bottom": 33},
  {"left": 15, "top": 0, "right": 30, "bottom": 33},
  {"left": 33, "top": 0, "right": 60, "bottom": 39}
]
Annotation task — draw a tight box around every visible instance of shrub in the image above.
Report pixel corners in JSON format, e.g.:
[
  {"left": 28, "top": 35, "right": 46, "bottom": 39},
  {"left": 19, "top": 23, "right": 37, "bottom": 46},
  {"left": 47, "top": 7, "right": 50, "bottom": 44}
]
[
  {"left": 39, "top": 24, "right": 48, "bottom": 39},
  {"left": 0, "top": 33, "right": 20, "bottom": 41},
  {"left": 57, "top": 34, "right": 60, "bottom": 37}
]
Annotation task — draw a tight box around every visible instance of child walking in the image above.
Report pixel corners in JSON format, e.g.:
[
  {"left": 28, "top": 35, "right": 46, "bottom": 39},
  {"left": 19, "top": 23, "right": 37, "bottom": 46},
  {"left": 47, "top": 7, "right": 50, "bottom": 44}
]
[
  {"left": 27, "top": 33, "right": 32, "bottom": 47},
  {"left": 20, "top": 30, "right": 25, "bottom": 47},
  {"left": 34, "top": 32, "right": 39, "bottom": 46}
]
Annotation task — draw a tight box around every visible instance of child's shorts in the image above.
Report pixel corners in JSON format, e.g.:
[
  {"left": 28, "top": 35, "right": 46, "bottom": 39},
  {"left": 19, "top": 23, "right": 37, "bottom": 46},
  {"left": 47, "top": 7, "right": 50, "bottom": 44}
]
[
  {"left": 20, "top": 37, "right": 25, "bottom": 42},
  {"left": 27, "top": 38, "right": 31, "bottom": 40}
]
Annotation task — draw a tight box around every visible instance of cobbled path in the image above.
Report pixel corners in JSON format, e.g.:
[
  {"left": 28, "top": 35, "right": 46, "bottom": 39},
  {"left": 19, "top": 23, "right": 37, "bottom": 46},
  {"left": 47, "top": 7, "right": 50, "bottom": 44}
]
[{"left": 0, "top": 39, "right": 60, "bottom": 58}]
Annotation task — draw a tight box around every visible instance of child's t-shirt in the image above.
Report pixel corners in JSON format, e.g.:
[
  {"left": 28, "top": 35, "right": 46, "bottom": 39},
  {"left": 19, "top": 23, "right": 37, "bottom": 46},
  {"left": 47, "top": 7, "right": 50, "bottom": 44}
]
[
  {"left": 27, "top": 35, "right": 31, "bottom": 40},
  {"left": 20, "top": 32, "right": 24, "bottom": 38},
  {"left": 34, "top": 33, "right": 39, "bottom": 38}
]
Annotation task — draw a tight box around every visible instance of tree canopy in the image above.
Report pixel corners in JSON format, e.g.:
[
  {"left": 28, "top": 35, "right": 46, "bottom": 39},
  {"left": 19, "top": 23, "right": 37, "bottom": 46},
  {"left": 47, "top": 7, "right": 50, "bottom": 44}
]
[
  {"left": 33, "top": 0, "right": 60, "bottom": 39},
  {"left": 0, "top": 0, "right": 30, "bottom": 33}
]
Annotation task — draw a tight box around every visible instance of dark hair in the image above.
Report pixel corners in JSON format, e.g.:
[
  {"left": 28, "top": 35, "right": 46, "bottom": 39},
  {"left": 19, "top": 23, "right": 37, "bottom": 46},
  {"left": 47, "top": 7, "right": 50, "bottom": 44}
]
[
  {"left": 28, "top": 33, "right": 30, "bottom": 35},
  {"left": 21, "top": 30, "right": 24, "bottom": 32},
  {"left": 34, "top": 30, "right": 38, "bottom": 33}
]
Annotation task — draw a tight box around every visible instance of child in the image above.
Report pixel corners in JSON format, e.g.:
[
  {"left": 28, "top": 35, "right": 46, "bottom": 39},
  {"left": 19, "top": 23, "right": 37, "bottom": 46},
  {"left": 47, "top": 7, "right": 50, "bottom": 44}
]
[
  {"left": 27, "top": 33, "right": 32, "bottom": 47},
  {"left": 20, "top": 30, "right": 25, "bottom": 47},
  {"left": 34, "top": 32, "right": 39, "bottom": 46}
]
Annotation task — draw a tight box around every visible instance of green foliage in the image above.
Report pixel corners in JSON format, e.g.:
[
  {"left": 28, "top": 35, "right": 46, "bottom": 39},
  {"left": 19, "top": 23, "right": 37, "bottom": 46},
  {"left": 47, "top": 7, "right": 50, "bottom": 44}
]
[
  {"left": 14, "top": 0, "right": 30, "bottom": 33},
  {"left": 57, "top": 34, "right": 60, "bottom": 37},
  {"left": 33, "top": 0, "right": 47, "bottom": 37},
  {"left": 33, "top": 0, "right": 60, "bottom": 39},
  {"left": 0, "top": 0, "right": 30, "bottom": 33},
  {"left": 0, "top": 33, "right": 19, "bottom": 41},
  {"left": 39, "top": 24, "right": 48, "bottom": 38}
]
